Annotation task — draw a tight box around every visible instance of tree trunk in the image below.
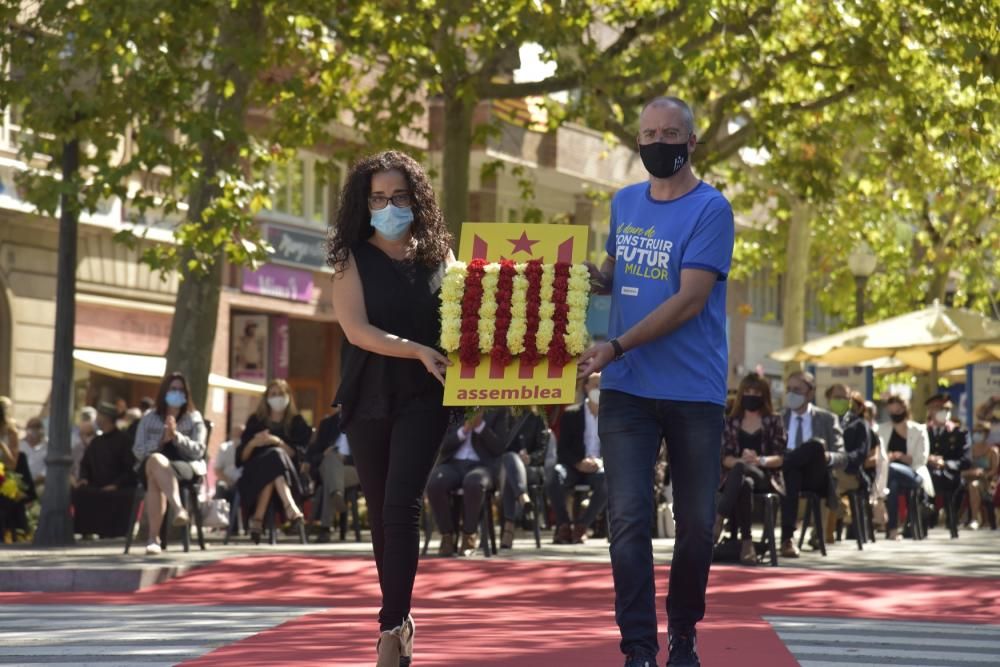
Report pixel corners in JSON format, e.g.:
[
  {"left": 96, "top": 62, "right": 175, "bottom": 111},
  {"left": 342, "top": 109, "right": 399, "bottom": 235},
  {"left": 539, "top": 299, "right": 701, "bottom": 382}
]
[
  {"left": 926, "top": 265, "right": 950, "bottom": 306},
  {"left": 162, "top": 1, "right": 263, "bottom": 413},
  {"left": 441, "top": 93, "right": 474, "bottom": 244},
  {"left": 164, "top": 246, "right": 224, "bottom": 414},
  {"left": 782, "top": 201, "right": 812, "bottom": 377},
  {"left": 33, "top": 139, "right": 79, "bottom": 546}
]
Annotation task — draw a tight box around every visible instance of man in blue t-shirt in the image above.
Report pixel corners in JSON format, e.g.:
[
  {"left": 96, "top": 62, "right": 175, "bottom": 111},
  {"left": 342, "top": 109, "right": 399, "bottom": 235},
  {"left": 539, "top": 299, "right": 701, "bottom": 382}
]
[{"left": 578, "top": 96, "right": 734, "bottom": 667}]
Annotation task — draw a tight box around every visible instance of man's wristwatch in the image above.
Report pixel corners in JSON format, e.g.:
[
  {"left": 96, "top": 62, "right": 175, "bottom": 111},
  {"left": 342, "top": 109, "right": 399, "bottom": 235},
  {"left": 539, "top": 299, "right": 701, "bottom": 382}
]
[{"left": 608, "top": 338, "right": 626, "bottom": 361}]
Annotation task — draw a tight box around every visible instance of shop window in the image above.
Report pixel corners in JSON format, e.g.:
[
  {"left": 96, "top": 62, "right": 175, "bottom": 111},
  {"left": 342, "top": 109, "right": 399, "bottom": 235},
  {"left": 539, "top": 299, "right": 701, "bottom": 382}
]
[
  {"left": 262, "top": 154, "right": 342, "bottom": 228},
  {"left": 1, "top": 103, "right": 23, "bottom": 149}
]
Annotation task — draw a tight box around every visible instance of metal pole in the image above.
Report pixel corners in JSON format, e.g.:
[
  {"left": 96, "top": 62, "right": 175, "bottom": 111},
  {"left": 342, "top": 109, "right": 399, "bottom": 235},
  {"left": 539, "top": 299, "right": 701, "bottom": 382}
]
[
  {"left": 33, "top": 138, "right": 79, "bottom": 545},
  {"left": 854, "top": 275, "right": 866, "bottom": 328}
]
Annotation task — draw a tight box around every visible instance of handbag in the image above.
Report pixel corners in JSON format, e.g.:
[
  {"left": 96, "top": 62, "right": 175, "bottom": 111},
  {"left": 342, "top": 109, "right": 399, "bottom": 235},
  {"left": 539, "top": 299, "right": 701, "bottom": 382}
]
[{"left": 200, "top": 497, "right": 230, "bottom": 529}]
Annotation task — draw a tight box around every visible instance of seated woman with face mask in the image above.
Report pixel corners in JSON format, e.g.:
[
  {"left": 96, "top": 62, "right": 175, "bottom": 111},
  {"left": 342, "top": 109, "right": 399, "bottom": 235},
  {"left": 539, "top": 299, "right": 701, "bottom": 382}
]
[
  {"left": 876, "top": 395, "right": 934, "bottom": 540},
  {"left": 236, "top": 379, "right": 312, "bottom": 544},
  {"left": 962, "top": 421, "right": 999, "bottom": 530},
  {"left": 716, "top": 373, "right": 786, "bottom": 565}
]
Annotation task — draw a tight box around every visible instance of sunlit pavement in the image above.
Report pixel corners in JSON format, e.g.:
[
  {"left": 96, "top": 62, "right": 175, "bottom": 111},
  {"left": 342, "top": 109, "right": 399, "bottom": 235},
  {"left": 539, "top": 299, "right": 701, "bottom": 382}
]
[{"left": 0, "top": 527, "right": 997, "bottom": 665}]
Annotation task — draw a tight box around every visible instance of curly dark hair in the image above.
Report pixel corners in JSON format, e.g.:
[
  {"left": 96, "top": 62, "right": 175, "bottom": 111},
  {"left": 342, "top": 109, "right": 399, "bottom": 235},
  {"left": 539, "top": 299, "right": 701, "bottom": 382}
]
[{"left": 326, "top": 150, "right": 452, "bottom": 270}]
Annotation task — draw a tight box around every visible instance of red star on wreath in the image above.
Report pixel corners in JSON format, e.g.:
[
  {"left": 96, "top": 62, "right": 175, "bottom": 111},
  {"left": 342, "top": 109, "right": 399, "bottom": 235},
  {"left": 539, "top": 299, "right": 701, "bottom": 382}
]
[{"left": 508, "top": 231, "right": 539, "bottom": 255}]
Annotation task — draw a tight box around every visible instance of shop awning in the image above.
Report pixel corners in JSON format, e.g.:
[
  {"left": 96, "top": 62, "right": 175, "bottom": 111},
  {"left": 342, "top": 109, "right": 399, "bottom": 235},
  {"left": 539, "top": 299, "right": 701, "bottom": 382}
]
[{"left": 73, "top": 349, "right": 266, "bottom": 397}]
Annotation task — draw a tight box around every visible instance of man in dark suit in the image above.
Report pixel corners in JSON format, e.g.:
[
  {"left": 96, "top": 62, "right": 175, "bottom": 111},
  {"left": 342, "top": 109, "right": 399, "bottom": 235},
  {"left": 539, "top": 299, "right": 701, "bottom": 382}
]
[
  {"left": 426, "top": 408, "right": 510, "bottom": 556},
  {"left": 547, "top": 372, "right": 609, "bottom": 544},
  {"left": 780, "top": 371, "right": 846, "bottom": 557},
  {"left": 924, "top": 393, "right": 970, "bottom": 518},
  {"left": 824, "top": 384, "right": 873, "bottom": 540}
]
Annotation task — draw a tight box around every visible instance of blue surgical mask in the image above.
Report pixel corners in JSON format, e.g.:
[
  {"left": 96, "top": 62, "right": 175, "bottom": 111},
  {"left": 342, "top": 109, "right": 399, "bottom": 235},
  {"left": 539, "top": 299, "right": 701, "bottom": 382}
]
[
  {"left": 370, "top": 204, "right": 413, "bottom": 240},
  {"left": 165, "top": 390, "right": 187, "bottom": 408},
  {"left": 785, "top": 392, "right": 807, "bottom": 411}
]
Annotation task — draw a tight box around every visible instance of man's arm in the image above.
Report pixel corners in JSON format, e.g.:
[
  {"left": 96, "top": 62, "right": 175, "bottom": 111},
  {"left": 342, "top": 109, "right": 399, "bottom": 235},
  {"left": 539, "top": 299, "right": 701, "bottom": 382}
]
[
  {"left": 618, "top": 268, "right": 717, "bottom": 352},
  {"left": 826, "top": 414, "right": 847, "bottom": 469},
  {"left": 477, "top": 410, "right": 507, "bottom": 458},
  {"left": 578, "top": 268, "right": 717, "bottom": 377}
]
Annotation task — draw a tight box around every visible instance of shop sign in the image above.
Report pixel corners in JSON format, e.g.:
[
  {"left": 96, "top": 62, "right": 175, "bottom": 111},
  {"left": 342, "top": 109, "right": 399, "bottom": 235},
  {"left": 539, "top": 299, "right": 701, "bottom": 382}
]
[
  {"left": 264, "top": 223, "right": 328, "bottom": 270},
  {"left": 241, "top": 264, "right": 314, "bottom": 303}
]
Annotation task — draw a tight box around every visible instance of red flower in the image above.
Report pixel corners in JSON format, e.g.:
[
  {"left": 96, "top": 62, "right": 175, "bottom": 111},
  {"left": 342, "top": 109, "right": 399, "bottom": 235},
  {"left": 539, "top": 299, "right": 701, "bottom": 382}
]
[
  {"left": 458, "top": 261, "right": 487, "bottom": 367},
  {"left": 490, "top": 259, "right": 517, "bottom": 368},
  {"left": 521, "top": 260, "right": 544, "bottom": 367}
]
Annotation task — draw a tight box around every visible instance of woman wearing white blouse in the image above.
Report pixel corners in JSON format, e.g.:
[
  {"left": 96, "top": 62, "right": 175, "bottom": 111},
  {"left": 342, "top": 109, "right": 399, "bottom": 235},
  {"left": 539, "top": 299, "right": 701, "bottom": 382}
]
[{"left": 876, "top": 395, "right": 933, "bottom": 540}]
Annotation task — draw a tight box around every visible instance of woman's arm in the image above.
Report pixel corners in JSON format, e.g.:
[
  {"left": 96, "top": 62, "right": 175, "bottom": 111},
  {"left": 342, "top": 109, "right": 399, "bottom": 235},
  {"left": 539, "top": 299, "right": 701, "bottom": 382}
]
[
  {"left": 132, "top": 413, "right": 159, "bottom": 461},
  {"left": 757, "top": 454, "right": 784, "bottom": 469},
  {"left": 332, "top": 250, "right": 448, "bottom": 383},
  {"left": 173, "top": 412, "right": 207, "bottom": 460}
]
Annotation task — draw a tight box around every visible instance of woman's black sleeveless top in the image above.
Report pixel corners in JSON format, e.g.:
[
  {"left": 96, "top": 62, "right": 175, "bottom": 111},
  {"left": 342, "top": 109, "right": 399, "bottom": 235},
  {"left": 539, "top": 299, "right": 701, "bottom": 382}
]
[{"left": 335, "top": 241, "right": 445, "bottom": 426}]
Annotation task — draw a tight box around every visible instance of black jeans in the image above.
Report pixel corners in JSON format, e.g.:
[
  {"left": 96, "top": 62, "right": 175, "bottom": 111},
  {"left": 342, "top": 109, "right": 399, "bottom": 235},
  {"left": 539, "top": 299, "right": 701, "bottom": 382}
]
[
  {"left": 599, "top": 389, "right": 723, "bottom": 658},
  {"left": 717, "top": 461, "right": 769, "bottom": 540},
  {"left": 425, "top": 459, "right": 495, "bottom": 534},
  {"left": 780, "top": 440, "right": 829, "bottom": 543},
  {"left": 346, "top": 402, "right": 449, "bottom": 631}
]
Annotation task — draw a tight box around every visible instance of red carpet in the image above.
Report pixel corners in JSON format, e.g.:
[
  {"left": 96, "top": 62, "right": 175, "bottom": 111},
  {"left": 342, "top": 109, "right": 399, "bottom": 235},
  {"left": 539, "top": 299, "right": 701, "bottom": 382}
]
[{"left": 2, "top": 556, "right": 996, "bottom": 666}]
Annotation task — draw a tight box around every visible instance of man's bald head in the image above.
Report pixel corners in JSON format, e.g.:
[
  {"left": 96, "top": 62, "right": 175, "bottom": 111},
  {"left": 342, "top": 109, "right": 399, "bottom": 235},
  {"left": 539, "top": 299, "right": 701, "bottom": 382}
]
[{"left": 641, "top": 96, "right": 695, "bottom": 134}]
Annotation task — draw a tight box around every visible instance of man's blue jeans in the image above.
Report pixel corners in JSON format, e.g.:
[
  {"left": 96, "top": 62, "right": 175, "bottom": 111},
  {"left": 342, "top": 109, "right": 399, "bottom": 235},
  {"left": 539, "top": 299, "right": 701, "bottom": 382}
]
[{"left": 598, "top": 389, "right": 723, "bottom": 658}]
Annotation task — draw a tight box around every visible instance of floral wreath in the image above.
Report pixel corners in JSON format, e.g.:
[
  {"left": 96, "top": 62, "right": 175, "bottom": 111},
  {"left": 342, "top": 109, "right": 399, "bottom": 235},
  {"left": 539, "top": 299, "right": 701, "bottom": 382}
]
[
  {"left": 440, "top": 259, "right": 590, "bottom": 369},
  {"left": 0, "top": 461, "right": 25, "bottom": 501}
]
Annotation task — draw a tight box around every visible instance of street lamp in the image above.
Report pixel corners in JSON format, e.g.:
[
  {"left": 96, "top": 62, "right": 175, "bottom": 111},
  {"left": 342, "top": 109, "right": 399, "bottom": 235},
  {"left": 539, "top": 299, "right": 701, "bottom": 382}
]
[{"left": 847, "top": 240, "right": 877, "bottom": 327}]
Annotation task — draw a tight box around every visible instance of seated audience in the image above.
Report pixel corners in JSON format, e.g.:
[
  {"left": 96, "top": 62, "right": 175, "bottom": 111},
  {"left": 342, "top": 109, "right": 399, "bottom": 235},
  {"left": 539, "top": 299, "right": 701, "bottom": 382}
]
[
  {"left": 546, "top": 373, "right": 608, "bottom": 545},
  {"left": 70, "top": 407, "right": 99, "bottom": 484},
  {"left": 21, "top": 416, "right": 48, "bottom": 491},
  {"left": 779, "top": 371, "right": 846, "bottom": 557},
  {"left": 498, "top": 406, "right": 551, "bottom": 549},
  {"left": 213, "top": 424, "right": 244, "bottom": 501},
  {"left": 72, "top": 402, "right": 137, "bottom": 538},
  {"left": 924, "top": 393, "right": 970, "bottom": 522},
  {"left": 0, "top": 396, "right": 37, "bottom": 540},
  {"left": 132, "top": 372, "right": 207, "bottom": 555},
  {"left": 305, "top": 408, "right": 359, "bottom": 543},
  {"left": 974, "top": 394, "right": 1000, "bottom": 445},
  {"left": 717, "top": 373, "right": 786, "bottom": 565},
  {"left": 236, "top": 379, "right": 311, "bottom": 544},
  {"left": 427, "top": 408, "right": 510, "bottom": 557},
  {"left": 877, "top": 395, "right": 934, "bottom": 540},
  {"left": 824, "top": 385, "right": 873, "bottom": 541},
  {"left": 962, "top": 421, "right": 999, "bottom": 530}
]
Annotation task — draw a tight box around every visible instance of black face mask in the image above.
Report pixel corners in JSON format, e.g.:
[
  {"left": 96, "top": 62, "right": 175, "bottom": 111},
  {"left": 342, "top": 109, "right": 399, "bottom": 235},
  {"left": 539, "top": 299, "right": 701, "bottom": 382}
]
[
  {"left": 638, "top": 141, "right": 688, "bottom": 179},
  {"left": 741, "top": 395, "right": 764, "bottom": 412},
  {"left": 889, "top": 412, "right": 906, "bottom": 423}
]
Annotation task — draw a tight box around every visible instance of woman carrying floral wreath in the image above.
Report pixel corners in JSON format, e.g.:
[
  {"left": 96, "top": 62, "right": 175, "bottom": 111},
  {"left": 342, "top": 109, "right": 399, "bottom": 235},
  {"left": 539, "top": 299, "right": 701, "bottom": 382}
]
[
  {"left": 328, "top": 150, "right": 454, "bottom": 667},
  {"left": 0, "top": 396, "right": 36, "bottom": 541}
]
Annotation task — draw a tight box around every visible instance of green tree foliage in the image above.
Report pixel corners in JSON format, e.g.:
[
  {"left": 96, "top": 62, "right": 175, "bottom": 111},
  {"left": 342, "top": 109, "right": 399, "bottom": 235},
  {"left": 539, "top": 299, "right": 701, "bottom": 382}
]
[
  {"left": 1, "top": 0, "right": 356, "bottom": 410},
  {"left": 331, "top": 0, "right": 665, "bottom": 240},
  {"left": 564, "top": 1, "right": 998, "bottom": 339}
]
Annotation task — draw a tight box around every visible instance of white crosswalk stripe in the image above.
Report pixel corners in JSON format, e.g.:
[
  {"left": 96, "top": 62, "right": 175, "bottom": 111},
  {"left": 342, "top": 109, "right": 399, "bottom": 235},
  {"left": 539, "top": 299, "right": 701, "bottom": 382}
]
[
  {"left": 0, "top": 604, "right": 317, "bottom": 666},
  {"left": 767, "top": 615, "right": 1000, "bottom": 666}
]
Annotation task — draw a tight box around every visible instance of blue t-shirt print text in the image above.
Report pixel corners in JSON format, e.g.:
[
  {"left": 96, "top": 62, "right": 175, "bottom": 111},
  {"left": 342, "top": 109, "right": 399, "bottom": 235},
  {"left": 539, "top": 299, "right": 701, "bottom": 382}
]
[
  {"left": 601, "top": 181, "right": 735, "bottom": 406},
  {"left": 614, "top": 222, "right": 675, "bottom": 282}
]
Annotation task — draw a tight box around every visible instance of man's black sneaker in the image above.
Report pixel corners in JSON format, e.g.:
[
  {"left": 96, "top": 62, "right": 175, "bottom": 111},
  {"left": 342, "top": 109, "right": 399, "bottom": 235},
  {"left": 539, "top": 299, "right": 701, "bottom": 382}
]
[
  {"left": 624, "top": 653, "right": 657, "bottom": 667},
  {"left": 667, "top": 628, "right": 699, "bottom": 666}
]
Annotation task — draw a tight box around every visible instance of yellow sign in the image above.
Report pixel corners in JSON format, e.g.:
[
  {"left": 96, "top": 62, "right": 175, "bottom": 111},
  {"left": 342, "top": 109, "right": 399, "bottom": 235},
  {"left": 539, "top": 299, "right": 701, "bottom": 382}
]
[{"left": 445, "top": 223, "right": 589, "bottom": 406}]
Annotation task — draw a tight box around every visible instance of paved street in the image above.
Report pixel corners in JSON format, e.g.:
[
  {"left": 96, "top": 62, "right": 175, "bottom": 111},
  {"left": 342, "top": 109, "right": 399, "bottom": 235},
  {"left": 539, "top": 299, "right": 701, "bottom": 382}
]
[{"left": 0, "top": 527, "right": 997, "bottom": 665}]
